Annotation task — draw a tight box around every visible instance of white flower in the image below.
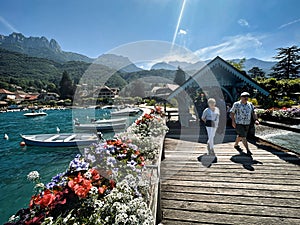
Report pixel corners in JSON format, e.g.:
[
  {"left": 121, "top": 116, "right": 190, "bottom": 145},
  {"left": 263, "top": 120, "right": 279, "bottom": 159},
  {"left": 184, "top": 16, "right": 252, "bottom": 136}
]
[
  {"left": 27, "top": 171, "right": 40, "bottom": 182},
  {"left": 84, "top": 171, "right": 92, "bottom": 179},
  {"left": 89, "top": 186, "right": 98, "bottom": 195},
  {"left": 8, "top": 215, "right": 19, "bottom": 222},
  {"left": 115, "top": 212, "right": 128, "bottom": 224}
]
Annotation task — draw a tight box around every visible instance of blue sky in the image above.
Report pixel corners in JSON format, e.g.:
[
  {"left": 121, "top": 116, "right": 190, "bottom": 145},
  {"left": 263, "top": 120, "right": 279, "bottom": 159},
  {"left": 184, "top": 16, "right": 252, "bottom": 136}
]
[{"left": 0, "top": 0, "right": 299, "bottom": 61}]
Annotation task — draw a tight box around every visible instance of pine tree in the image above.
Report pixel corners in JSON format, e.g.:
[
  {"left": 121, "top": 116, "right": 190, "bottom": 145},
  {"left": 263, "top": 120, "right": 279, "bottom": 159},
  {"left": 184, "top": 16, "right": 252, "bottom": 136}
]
[
  {"left": 174, "top": 66, "right": 186, "bottom": 86},
  {"left": 248, "top": 67, "right": 265, "bottom": 78},
  {"left": 272, "top": 45, "right": 300, "bottom": 79},
  {"left": 59, "top": 71, "right": 74, "bottom": 99}
]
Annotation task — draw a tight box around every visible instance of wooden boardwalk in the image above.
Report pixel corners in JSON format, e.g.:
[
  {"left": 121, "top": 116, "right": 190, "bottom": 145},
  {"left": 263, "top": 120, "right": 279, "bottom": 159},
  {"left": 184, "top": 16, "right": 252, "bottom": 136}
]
[{"left": 160, "top": 137, "right": 300, "bottom": 225}]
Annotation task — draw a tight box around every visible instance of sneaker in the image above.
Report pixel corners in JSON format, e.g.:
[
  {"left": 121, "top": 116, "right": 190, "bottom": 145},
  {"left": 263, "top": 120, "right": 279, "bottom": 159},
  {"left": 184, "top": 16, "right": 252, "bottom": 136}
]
[
  {"left": 234, "top": 145, "right": 243, "bottom": 152},
  {"left": 246, "top": 150, "right": 253, "bottom": 156}
]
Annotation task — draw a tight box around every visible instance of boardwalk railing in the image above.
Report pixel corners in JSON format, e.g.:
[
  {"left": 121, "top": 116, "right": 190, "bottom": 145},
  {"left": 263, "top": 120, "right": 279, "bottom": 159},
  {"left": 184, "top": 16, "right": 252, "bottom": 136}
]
[{"left": 146, "top": 133, "right": 165, "bottom": 224}]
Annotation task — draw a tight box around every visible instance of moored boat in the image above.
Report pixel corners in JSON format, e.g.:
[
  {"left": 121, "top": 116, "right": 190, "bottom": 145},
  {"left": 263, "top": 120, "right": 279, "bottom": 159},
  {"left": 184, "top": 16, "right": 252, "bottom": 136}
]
[
  {"left": 92, "top": 117, "right": 127, "bottom": 124},
  {"left": 110, "top": 107, "right": 141, "bottom": 116},
  {"left": 75, "top": 122, "right": 126, "bottom": 131},
  {"left": 24, "top": 110, "right": 47, "bottom": 117},
  {"left": 20, "top": 133, "right": 99, "bottom": 147}
]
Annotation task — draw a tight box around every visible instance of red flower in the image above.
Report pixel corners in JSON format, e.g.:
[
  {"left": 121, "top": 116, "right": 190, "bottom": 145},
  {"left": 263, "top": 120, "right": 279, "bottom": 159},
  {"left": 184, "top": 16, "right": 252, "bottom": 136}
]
[
  {"left": 136, "top": 120, "right": 141, "bottom": 125},
  {"left": 155, "top": 106, "right": 161, "bottom": 112},
  {"left": 30, "top": 189, "right": 67, "bottom": 210},
  {"left": 25, "top": 214, "right": 44, "bottom": 225},
  {"left": 135, "top": 150, "right": 140, "bottom": 155},
  {"left": 109, "top": 179, "right": 116, "bottom": 189},
  {"left": 90, "top": 168, "right": 101, "bottom": 181},
  {"left": 31, "top": 190, "right": 55, "bottom": 209},
  {"left": 98, "top": 185, "right": 107, "bottom": 195},
  {"left": 68, "top": 173, "right": 92, "bottom": 198}
]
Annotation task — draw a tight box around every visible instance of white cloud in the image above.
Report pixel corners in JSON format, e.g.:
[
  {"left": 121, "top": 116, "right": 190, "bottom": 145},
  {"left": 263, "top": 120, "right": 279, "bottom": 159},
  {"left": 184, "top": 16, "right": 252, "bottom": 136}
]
[
  {"left": 238, "top": 19, "right": 249, "bottom": 27},
  {"left": 178, "top": 29, "right": 187, "bottom": 35},
  {"left": 279, "top": 18, "right": 300, "bottom": 29},
  {"left": 194, "top": 34, "right": 263, "bottom": 60}
]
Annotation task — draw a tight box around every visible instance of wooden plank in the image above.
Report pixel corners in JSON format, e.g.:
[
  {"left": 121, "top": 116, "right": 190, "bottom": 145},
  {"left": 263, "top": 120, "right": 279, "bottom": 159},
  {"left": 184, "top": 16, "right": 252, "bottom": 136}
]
[
  {"left": 161, "top": 171, "right": 300, "bottom": 180},
  {"left": 163, "top": 176, "right": 300, "bottom": 185},
  {"left": 163, "top": 209, "right": 300, "bottom": 225},
  {"left": 161, "top": 191, "right": 300, "bottom": 208},
  {"left": 162, "top": 180, "right": 300, "bottom": 191},
  {"left": 162, "top": 199, "right": 300, "bottom": 219},
  {"left": 161, "top": 163, "right": 300, "bottom": 170},
  {"left": 161, "top": 185, "right": 300, "bottom": 200}
]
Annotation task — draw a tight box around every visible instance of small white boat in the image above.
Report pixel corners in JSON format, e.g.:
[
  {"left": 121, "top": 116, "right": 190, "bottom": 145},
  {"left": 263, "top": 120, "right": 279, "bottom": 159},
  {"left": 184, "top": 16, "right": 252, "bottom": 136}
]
[
  {"left": 75, "top": 122, "right": 126, "bottom": 131},
  {"left": 101, "top": 105, "right": 119, "bottom": 110},
  {"left": 92, "top": 117, "right": 127, "bottom": 124},
  {"left": 20, "top": 133, "right": 99, "bottom": 147},
  {"left": 111, "top": 107, "right": 141, "bottom": 116},
  {"left": 24, "top": 110, "right": 47, "bottom": 117}
]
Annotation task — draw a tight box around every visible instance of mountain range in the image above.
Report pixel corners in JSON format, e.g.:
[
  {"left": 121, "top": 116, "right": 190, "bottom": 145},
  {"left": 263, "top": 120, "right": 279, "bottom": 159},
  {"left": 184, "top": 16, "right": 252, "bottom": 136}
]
[
  {"left": 0, "top": 32, "right": 281, "bottom": 94},
  {"left": 150, "top": 58, "right": 276, "bottom": 74},
  {"left": 0, "top": 33, "right": 93, "bottom": 63},
  {"left": 0, "top": 32, "right": 277, "bottom": 73},
  {"left": 0, "top": 33, "right": 142, "bottom": 73}
]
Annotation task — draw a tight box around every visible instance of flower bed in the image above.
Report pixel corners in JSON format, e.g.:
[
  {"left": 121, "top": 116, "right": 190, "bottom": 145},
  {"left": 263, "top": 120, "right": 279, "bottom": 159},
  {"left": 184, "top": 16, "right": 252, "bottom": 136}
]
[
  {"left": 256, "top": 107, "right": 300, "bottom": 125},
  {"left": 5, "top": 106, "right": 168, "bottom": 225}
]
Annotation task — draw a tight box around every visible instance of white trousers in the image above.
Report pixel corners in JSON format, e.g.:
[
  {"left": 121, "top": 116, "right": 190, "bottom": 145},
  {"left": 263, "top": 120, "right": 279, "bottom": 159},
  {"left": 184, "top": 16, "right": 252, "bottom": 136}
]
[{"left": 206, "top": 126, "right": 217, "bottom": 150}]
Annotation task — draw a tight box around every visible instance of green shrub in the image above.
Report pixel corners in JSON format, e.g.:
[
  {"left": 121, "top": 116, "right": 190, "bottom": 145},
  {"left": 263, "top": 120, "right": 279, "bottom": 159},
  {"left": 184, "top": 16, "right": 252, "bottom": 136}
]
[{"left": 146, "top": 99, "right": 156, "bottom": 106}]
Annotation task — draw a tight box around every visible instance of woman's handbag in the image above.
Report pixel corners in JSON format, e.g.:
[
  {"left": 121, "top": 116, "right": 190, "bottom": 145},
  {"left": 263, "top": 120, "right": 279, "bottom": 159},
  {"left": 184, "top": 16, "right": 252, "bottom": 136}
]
[{"left": 205, "top": 120, "right": 215, "bottom": 127}]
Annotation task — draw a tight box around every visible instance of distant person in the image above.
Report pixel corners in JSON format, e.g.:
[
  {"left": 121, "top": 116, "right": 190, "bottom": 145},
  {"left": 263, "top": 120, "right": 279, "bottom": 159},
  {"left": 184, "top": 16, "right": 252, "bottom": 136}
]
[
  {"left": 201, "top": 98, "right": 220, "bottom": 154},
  {"left": 195, "top": 92, "right": 207, "bottom": 119},
  {"left": 230, "top": 92, "right": 259, "bottom": 156}
]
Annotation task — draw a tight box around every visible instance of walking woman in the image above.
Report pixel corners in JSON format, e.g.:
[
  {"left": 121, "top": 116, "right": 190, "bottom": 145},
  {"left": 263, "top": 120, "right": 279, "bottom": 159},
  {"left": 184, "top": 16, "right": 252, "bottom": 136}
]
[{"left": 201, "top": 98, "right": 220, "bottom": 154}]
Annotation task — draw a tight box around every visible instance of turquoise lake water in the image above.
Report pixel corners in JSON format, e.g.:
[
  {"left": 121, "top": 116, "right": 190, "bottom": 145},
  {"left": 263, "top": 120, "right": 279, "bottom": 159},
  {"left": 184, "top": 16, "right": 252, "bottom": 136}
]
[
  {"left": 0, "top": 109, "right": 132, "bottom": 224},
  {"left": 256, "top": 124, "right": 300, "bottom": 153}
]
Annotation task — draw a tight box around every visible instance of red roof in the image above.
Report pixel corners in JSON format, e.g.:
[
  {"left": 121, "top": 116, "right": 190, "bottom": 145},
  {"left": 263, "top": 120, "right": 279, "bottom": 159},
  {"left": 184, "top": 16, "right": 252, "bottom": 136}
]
[
  {"left": 0, "top": 89, "right": 15, "bottom": 95},
  {"left": 25, "top": 95, "right": 39, "bottom": 101}
]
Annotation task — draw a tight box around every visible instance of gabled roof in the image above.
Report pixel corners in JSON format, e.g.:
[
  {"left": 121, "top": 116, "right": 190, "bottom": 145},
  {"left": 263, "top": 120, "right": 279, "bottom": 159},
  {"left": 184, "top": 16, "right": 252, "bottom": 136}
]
[
  {"left": 168, "top": 56, "right": 269, "bottom": 100},
  {"left": 0, "top": 89, "right": 15, "bottom": 95}
]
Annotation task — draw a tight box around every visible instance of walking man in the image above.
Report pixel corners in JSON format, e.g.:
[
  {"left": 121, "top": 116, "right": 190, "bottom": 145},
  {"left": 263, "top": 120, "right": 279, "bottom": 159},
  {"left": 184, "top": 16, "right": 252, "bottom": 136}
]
[{"left": 230, "top": 92, "right": 259, "bottom": 156}]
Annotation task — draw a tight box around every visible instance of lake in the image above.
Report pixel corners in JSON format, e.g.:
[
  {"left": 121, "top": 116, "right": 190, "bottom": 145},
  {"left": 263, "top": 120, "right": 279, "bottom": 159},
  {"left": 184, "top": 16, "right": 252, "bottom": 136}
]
[
  {"left": 0, "top": 108, "right": 135, "bottom": 224},
  {"left": 255, "top": 124, "right": 300, "bottom": 153}
]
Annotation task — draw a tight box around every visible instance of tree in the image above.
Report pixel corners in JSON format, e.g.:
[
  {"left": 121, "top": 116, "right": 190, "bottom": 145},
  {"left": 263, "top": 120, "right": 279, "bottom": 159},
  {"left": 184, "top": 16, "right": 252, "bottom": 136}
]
[
  {"left": 174, "top": 66, "right": 186, "bottom": 86},
  {"left": 228, "top": 58, "right": 246, "bottom": 71},
  {"left": 272, "top": 45, "right": 300, "bottom": 79},
  {"left": 59, "top": 71, "right": 74, "bottom": 99},
  {"left": 47, "top": 83, "right": 57, "bottom": 93},
  {"left": 248, "top": 67, "right": 265, "bottom": 78}
]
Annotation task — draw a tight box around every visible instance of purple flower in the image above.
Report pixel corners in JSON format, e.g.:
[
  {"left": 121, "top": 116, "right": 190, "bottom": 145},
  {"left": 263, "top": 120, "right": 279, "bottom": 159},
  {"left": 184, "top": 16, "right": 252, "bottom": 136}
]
[{"left": 68, "top": 155, "right": 89, "bottom": 172}]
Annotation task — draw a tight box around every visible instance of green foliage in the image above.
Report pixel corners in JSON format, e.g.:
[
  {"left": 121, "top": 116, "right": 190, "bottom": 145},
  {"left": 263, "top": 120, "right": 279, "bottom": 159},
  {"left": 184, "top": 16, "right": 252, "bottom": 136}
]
[
  {"left": 0, "top": 48, "right": 128, "bottom": 94},
  {"left": 146, "top": 99, "right": 156, "bottom": 106},
  {"left": 59, "top": 71, "right": 74, "bottom": 99},
  {"left": 274, "top": 97, "right": 296, "bottom": 108},
  {"left": 248, "top": 67, "right": 265, "bottom": 78},
  {"left": 257, "top": 77, "right": 300, "bottom": 97},
  {"left": 271, "top": 45, "right": 300, "bottom": 79},
  {"left": 228, "top": 58, "right": 246, "bottom": 71},
  {"left": 174, "top": 67, "right": 186, "bottom": 86},
  {"left": 248, "top": 98, "right": 258, "bottom": 106}
]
